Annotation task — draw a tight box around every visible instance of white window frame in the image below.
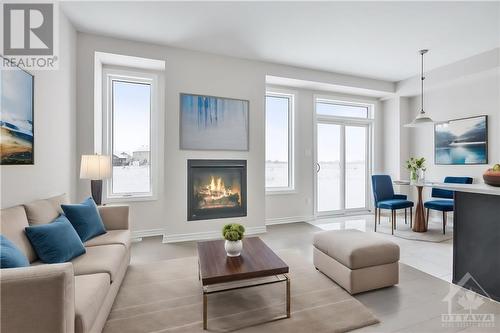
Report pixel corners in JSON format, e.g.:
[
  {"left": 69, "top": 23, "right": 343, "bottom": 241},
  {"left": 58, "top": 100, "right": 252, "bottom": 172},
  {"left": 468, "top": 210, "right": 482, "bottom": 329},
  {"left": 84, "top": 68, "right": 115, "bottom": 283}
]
[
  {"left": 265, "top": 90, "right": 295, "bottom": 193},
  {"left": 313, "top": 95, "right": 374, "bottom": 216},
  {"left": 315, "top": 96, "right": 373, "bottom": 120},
  {"left": 102, "top": 67, "right": 160, "bottom": 202}
]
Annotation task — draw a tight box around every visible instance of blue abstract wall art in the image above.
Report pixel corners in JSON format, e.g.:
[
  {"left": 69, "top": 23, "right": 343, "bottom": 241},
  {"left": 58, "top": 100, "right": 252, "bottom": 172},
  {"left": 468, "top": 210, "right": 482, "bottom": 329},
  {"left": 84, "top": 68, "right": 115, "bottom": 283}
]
[
  {"left": 435, "top": 115, "right": 488, "bottom": 165},
  {"left": 180, "top": 93, "right": 249, "bottom": 150}
]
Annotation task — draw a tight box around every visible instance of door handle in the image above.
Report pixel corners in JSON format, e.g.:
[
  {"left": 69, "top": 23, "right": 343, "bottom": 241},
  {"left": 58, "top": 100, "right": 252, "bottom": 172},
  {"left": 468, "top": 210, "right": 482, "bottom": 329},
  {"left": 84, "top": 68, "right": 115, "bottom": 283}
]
[{"left": 316, "top": 162, "right": 321, "bottom": 173}]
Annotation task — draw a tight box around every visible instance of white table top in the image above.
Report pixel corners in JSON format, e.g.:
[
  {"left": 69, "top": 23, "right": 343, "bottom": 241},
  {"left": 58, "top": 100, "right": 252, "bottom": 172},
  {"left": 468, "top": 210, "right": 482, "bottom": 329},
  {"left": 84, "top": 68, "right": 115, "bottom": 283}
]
[{"left": 394, "top": 181, "right": 500, "bottom": 196}]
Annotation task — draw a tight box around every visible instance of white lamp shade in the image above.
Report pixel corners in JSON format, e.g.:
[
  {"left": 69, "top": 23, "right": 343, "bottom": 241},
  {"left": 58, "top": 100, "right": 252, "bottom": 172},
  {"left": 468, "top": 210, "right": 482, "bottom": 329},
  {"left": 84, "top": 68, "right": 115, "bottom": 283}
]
[
  {"left": 80, "top": 155, "right": 111, "bottom": 180},
  {"left": 404, "top": 113, "right": 434, "bottom": 128}
]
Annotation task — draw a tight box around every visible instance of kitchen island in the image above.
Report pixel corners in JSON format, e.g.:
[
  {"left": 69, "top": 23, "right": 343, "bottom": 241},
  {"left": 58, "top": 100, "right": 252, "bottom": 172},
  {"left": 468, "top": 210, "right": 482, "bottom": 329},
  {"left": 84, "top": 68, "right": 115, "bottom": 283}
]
[{"left": 427, "top": 182, "right": 500, "bottom": 302}]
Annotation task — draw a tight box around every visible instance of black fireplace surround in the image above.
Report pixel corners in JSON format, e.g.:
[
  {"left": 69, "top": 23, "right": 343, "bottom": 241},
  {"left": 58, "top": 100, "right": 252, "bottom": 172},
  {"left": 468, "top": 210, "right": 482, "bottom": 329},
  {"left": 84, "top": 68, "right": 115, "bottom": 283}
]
[{"left": 187, "top": 159, "right": 247, "bottom": 221}]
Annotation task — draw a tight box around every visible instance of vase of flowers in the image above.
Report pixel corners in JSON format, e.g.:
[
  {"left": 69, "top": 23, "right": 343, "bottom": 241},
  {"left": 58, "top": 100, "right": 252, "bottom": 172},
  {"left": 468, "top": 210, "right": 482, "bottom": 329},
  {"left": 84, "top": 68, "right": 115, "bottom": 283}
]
[
  {"left": 222, "top": 223, "right": 245, "bottom": 257},
  {"left": 406, "top": 157, "right": 426, "bottom": 184}
]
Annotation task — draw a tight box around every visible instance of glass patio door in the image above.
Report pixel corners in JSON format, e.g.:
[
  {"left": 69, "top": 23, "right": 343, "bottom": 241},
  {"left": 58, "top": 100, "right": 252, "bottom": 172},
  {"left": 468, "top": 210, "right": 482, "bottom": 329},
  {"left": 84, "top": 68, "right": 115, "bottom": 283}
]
[
  {"left": 316, "top": 123, "right": 342, "bottom": 212},
  {"left": 316, "top": 121, "right": 369, "bottom": 215}
]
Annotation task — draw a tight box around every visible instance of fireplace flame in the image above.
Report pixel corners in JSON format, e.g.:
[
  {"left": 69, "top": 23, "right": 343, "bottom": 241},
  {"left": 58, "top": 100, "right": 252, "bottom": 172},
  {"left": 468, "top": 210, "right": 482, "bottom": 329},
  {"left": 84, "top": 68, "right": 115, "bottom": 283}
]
[
  {"left": 196, "top": 176, "right": 241, "bottom": 208},
  {"left": 207, "top": 176, "right": 231, "bottom": 199}
]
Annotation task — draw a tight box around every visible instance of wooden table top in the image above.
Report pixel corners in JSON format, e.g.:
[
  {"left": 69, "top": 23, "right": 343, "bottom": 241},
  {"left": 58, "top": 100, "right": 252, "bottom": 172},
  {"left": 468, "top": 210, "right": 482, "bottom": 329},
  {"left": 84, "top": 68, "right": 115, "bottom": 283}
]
[{"left": 197, "top": 237, "right": 289, "bottom": 285}]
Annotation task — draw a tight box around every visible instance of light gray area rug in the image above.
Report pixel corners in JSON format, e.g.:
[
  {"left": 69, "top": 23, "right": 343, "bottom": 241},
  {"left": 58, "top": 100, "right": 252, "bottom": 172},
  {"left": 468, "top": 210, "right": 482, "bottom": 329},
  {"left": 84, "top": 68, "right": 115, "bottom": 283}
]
[
  {"left": 371, "top": 218, "right": 452, "bottom": 242},
  {"left": 104, "top": 250, "right": 379, "bottom": 333}
]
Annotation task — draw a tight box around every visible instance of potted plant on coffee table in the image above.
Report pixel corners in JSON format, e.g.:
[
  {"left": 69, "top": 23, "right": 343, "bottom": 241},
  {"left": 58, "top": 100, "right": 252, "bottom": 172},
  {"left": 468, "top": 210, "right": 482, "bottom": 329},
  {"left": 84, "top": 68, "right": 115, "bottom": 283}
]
[{"left": 222, "top": 223, "right": 245, "bottom": 257}]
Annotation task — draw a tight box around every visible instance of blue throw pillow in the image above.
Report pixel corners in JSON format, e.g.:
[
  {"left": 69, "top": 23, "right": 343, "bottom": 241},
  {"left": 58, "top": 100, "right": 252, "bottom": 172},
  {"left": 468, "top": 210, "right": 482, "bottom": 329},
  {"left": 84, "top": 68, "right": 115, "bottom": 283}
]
[
  {"left": 25, "top": 215, "right": 86, "bottom": 264},
  {"left": 61, "top": 197, "right": 106, "bottom": 242},
  {"left": 0, "top": 235, "right": 29, "bottom": 268}
]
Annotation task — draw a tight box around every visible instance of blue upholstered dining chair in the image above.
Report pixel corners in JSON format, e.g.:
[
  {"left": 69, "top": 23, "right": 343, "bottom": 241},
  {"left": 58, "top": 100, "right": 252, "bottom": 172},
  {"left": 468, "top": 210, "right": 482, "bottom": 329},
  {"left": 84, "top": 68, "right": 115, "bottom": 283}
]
[
  {"left": 371, "top": 175, "right": 414, "bottom": 235},
  {"left": 424, "top": 176, "right": 473, "bottom": 234}
]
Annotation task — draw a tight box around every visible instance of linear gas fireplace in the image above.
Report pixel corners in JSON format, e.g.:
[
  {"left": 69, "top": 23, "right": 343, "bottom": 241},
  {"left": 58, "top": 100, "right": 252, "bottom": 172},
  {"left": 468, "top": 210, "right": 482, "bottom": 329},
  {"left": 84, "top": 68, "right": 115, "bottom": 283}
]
[{"left": 187, "top": 159, "right": 247, "bottom": 221}]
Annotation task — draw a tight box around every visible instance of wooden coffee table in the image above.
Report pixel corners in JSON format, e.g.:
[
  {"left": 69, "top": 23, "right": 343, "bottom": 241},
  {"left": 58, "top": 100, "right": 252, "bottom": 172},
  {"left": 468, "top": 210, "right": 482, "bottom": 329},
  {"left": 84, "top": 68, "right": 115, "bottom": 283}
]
[{"left": 197, "top": 237, "right": 290, "bottom": 330}]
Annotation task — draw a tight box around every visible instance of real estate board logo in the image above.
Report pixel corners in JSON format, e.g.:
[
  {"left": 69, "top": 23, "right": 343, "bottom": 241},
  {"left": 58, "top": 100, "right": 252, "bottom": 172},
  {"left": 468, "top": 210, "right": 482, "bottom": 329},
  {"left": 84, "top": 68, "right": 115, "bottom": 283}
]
[
  {"left": 441, "top": 273, "right": 495, "bottom": 328},
  {"left": 2, "top": 2, "right": 58, "bottom": 69}
]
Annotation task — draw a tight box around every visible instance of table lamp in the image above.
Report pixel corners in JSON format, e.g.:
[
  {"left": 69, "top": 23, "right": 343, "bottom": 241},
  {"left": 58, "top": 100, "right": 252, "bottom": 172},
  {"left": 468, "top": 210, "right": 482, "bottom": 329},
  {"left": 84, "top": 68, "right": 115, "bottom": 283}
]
[{"left": 80, "top": 154, "right": 111, "bottom": 205}]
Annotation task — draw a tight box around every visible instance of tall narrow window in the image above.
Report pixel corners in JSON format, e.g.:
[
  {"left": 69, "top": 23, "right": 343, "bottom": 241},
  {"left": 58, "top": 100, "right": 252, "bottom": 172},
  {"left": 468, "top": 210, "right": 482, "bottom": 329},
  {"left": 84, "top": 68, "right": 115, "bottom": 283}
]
[
  {"left": 104, "top": 69, "right": 157, "bottom": 199},
  {"left": 265, "top": 92, "right": 293, "bottom": 191}
]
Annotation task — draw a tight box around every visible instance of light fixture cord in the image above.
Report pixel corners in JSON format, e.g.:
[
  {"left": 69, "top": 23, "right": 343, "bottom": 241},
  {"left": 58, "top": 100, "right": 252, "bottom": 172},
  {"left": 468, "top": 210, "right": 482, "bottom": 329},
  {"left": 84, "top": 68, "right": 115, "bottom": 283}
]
[{"left": 421, "top": 51, "right": 425, "bottom": 114}]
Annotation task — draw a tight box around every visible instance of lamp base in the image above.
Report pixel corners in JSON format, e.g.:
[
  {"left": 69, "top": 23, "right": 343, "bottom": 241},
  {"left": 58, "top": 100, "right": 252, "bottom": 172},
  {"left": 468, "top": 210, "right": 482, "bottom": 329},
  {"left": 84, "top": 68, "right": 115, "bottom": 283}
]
[{"left": 90, "top": 179, "right": 103, "bottom": 206}]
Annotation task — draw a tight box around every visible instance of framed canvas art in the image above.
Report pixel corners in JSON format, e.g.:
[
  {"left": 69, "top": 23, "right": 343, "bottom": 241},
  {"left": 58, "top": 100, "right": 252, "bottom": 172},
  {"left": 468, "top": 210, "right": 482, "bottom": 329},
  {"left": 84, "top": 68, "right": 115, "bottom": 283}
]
[
  {"left": 435, "top": 115, "right": 488, "bottom": 165},
  {"left": 180, "top": 93, "right": 249, "bottom": 151},
  {"left": 1, "top": 58, "right": 34, "bottom": 165}
]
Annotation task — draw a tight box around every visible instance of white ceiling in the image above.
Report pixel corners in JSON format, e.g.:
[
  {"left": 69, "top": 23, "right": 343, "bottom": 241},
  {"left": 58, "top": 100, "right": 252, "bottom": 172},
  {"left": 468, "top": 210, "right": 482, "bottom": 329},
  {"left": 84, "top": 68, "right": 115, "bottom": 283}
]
[{"left": 61, "top": 1, "right": 500, "bottom": 82}]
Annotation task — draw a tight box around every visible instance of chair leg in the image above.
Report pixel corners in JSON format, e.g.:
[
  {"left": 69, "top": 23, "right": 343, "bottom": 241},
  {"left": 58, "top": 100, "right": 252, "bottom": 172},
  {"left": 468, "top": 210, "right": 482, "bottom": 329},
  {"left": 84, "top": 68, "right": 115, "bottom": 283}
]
[
  {"left": 405, "top": 208, "right": 407, "bottom": 224},
  {"left": 426, "top": 208, "right": 430, "bottom": 228},
  {"left": 391, "top": 210, "right": 394, "bottom": 235},
  {"left": 410, "top": 207, "right": 413, "bottom": 228},
  {"left": 378, "top": 208, "right": 381, "bottom": 224},
  {"left": 443, "top": 211, "right": 446, "bottom": 235},
  {"left": 374, "top": 208, "right": 377, "bottom": 232},
  {"left": 394, "top": 210, "right": 397, "bottom": 230}
]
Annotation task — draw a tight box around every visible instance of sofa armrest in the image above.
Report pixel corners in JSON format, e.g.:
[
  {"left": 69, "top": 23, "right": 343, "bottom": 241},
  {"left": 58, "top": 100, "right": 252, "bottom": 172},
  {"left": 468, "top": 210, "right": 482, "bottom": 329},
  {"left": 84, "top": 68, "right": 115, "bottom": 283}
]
[
  {"left": 1, "top": 263, "right": 75, "bottom": 333},
  {"left": 98, "top": 205, "right": 129, "bottom": 230},
  {"left": 393, "top": 194, "right": 408, "bottom": 200}
]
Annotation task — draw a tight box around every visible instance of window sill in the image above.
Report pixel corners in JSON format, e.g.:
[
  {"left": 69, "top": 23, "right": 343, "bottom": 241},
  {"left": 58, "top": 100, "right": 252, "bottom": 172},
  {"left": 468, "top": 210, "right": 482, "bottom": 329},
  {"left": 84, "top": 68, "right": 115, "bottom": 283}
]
[
  {"left": 104, "top": 195, "right": 157, "bottom": 203},
  {"left": 265, "top": 189, "right": 297, "bottom": 196}
]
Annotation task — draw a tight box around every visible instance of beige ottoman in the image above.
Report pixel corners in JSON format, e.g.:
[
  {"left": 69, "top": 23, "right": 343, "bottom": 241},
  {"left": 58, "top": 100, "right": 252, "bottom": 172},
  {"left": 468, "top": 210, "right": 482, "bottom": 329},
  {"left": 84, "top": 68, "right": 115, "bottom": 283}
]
[{"left": 313, "top": 229, "right": 399, "bottom": 294}]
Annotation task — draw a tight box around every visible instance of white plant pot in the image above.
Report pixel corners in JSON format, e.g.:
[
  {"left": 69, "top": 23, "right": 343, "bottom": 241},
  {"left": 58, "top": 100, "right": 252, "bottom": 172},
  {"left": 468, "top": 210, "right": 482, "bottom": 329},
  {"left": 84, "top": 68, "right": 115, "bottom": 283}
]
[{"left": 224, "top": 240, "right": 242, "bottom": 257}]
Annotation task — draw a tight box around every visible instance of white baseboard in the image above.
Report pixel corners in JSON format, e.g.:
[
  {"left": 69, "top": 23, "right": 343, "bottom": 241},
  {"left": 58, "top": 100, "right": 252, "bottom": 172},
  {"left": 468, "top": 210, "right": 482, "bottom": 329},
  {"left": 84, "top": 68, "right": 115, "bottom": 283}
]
[
  {"left": 265, "top": 215, "right": 315, "bottom": 225},
  {"left": 131, "top": 228, "right": 165, "bottom": 241},
  {"left": 162, "top": 226, "right": 267, "bottom": 243}
]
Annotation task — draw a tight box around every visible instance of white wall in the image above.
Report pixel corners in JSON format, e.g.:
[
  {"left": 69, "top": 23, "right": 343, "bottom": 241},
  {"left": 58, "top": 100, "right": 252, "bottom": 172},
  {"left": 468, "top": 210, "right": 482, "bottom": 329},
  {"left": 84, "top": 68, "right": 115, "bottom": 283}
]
[
  {"left": 265, "top": 87, "right": 383, "bottom": 222},
  {"left": 1, "top": 11, "right": 77, "bottom": 208},
  {"left": 75, "top": 33, "right": 393, "bottom": 239},
  {"left": 381, "top": 98, "right": 399, "bottom": 178}
]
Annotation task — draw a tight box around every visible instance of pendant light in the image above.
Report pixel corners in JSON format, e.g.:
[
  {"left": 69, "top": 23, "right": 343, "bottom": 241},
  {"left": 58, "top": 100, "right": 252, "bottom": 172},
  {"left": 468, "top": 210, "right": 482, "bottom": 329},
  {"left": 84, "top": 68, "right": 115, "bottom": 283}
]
[{"left": 404, "top": 49, "right": 433, "bottom": 127}]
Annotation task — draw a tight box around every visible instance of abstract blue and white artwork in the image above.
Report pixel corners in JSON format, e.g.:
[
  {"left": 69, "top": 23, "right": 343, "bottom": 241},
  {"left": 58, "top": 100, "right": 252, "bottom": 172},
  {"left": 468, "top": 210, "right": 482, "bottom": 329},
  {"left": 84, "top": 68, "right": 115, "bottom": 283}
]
[
  {"left": 435, "top": 115, "right": 488, "bottom": 165},
  {"left": 180, "top": 93, "right": 249, "bottom": 150},
  {"left": 0, "top": 63, "right": 34, "bottom": 164}
]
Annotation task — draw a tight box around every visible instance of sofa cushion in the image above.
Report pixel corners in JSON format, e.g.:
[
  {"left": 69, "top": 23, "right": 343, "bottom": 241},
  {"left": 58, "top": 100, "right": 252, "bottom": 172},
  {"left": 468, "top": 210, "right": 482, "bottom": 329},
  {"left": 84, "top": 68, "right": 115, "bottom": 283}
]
[
  {"left": 0, "top": 206, "right": 37, "bottom": 262},
  {"left": 24, "top": 194, "right": 68, "bottom": 225},
  {"left": 0, "top": 235, "right": 29, "bottom": 268},
  {"left": 71, "top": 244, "right": 126, "bottom": 281},
  {"left": 25, "top": 215, "right": 86, "bottom": 264},
  {"left": 313, "top": 229, "right": 399, "bottom": 269},
  {"left": 62, "top": 197, "right": 106, "bottom": 242},
  {"left": 84, "top": 230, "right": 131, "bottom": 249},
  {"left": 74, "top": 273, "right": 110, "bottom": 333}
]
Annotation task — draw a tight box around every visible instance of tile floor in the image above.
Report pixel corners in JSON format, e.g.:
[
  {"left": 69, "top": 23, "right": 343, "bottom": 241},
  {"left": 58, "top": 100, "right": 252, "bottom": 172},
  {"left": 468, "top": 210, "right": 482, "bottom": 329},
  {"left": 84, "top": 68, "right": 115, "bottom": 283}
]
[{"left": 131, "top": 215, "right": 500, "bottom": 332}]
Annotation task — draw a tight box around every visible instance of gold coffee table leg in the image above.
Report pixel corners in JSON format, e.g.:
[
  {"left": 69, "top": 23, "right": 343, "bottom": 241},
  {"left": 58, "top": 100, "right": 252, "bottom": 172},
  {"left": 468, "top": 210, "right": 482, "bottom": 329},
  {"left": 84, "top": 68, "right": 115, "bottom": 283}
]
[{"left": 203, "top": 293, "right": 208, "bottom": 330}]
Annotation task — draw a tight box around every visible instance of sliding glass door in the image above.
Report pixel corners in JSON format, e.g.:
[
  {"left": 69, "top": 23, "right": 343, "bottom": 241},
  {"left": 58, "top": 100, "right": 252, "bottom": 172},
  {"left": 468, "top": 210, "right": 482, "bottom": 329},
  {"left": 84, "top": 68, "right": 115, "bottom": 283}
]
[
  {"left": 313, "top": 98, "right": 373, "bottom": 215},
  {"left": 316, "top": 123, "right": 342, "bottom": 212},
  {"left": 315, "top": 120, "right": 370, "bottom": 215},
  {"left": 345, "top": 125, "right": 368, "bottom": 210}
]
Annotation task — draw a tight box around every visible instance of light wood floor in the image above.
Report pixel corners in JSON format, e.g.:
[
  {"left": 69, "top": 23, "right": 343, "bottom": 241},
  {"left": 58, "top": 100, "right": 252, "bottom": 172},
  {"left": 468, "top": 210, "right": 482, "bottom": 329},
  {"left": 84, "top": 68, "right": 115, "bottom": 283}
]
[{"left": 131, "top": 222, "right": 500, "bottom": 332}]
